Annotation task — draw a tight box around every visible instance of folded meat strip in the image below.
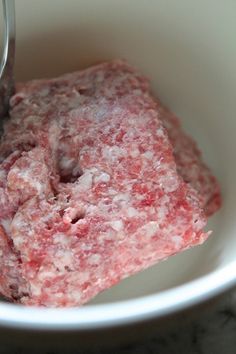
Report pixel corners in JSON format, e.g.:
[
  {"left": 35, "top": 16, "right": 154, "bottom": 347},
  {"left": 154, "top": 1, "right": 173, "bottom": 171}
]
[{"left": 0, "top": 60, "right": 220, "bottom": 306}]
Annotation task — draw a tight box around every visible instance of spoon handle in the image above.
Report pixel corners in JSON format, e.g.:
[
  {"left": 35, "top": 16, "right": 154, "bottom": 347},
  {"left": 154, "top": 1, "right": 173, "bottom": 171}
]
[{"left": 0, "top": 0, "right": 15, "bottom": 119}]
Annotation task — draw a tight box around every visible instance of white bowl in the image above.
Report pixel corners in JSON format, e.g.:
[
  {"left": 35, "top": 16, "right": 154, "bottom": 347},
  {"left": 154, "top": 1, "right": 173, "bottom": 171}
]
[{"left": 0, "top": 0, "right": 236, "bottom": 344}]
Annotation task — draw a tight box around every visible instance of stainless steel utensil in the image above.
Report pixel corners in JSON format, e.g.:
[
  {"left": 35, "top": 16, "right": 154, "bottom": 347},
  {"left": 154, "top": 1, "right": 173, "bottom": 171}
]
[{"left": 0, "top": 0, "right": 15, "bottom": 120}]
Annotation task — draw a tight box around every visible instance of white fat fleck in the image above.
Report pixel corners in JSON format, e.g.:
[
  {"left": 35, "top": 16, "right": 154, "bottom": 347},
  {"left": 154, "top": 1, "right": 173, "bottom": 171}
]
[
  {"left": 54, "top": 293, "right": 63, "bottom": 298},
  {"left": 157, "top": 204, "right": 168, "bottom": 220},
  {"left": 53, "top": 233, "right": 70, "bottom": 246},
  {"left": 89, "top": 254, "right": 101, "bottom": 265},
  {"left": 1, "top": 218, "right": 11, "bottom": 234},
  {"left": 59, "top": 157, "right": 74, "bottom": 170},
  {"left": 112, "top": 106, "right": 124, "bottom": 115},
  {"left": 68, "top": 291, "right": 81, "bottom": 302},
  {"left": 80, "top": 244, "right": 92, "bottom": 251},
  {"left": 153, "top": 159, "right": 162, "bottom": 171},
  {"left": 54, "top": 249, "right": 74, "bottom": 268},
  {"left": 94, "top": 172, "right": 110, "bottom": 184},
  {"left": 77, "top": 271, "right": 89, "bottom": 283},
  {"left": 127, "top": 207, "right": 138, "bottom": 218},
  {"left": 95, "top": 106, "right": 109, "bottom": 120},
  {"left": 48, "top": 120, "right": 60, "bottom": 152},
  {"left": 12, "top": 231, "right": 24, "bottom": 247},
  {"left": 113, "top": 193, "right": 130, "bottom": 203},
  {"left": 163, "top": 175, "right": 179, "bottom": 193},
  {"left": 78, "top": 171, "right": 93, "bottom": 189},
  {"left": 142, "top": 222, "right": 159, "bottom": 238},
  {"left": 130, "top": 149, "right": 139, "bottom": 158},
  {"left": 30, "top": 283, "right": 41, "bottom": 296},
  {"left": 110, "top": 220, "right": 123, "bottom": 232},
  {"left": 87, "top": 167, "right": 99, "bottom": 174},
  {"left": 156, "top": 127, "right": 165, "bottom": 138},
  {"left": 24, "top": 115, "right": 38, "bottom": 125},
  {"left": 143, "top": 151, "right": 154, "bottom": 160},
  {"left": 0, "top": 250, "right": 3, "bottom": 256},
  {"left": 38, "top": 270, "right": 55, "bottom": 281},
  {"left": 172, "top": 235, "right": 182, "bottom": 247},
  {"left": 99, "top": 231, "right": 114, "bottom": 241},
  {"left": 103, "top": 146, "right": 124, "bottom": 162},
  {"left": 11, "top": 169, "right": 28, "bottom": 181},
  {"left": 41, "top": 212, "right": 56, "bottom": 224},
  {"left": 107, "top": 188, "right": 117, "bottom": 196},
  {"left": 136, "top": 194, "right": 145, "bottom": 200},
  {"left": 33, "top": 180, "right": 45, "bottom": 194}
]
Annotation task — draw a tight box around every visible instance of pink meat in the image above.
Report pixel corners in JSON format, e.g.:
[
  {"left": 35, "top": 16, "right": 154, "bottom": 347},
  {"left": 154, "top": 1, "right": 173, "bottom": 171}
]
[
  {"left": 0, "top": 60, "right": 220, "bottom": 307},
  {"left": 0, "top": 225, "right": 28, "bottom": 300},
  {"left": 158, "top": 106, "right": 221, "bottom": 216}
]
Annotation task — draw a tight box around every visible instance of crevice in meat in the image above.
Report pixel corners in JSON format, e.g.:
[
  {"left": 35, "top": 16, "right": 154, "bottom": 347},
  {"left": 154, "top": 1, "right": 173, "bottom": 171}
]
[
  {"left": 71, "top": 211, "right": 85, "bottom": 224},
  {"left": 59, "top": 168, "right": 83, "bottom": 184}
]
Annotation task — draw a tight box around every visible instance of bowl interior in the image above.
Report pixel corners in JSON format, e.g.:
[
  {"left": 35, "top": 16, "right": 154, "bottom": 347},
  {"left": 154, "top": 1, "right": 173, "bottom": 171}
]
[{"left": 3, "top": 0, "right": 236, "bottom": 306}]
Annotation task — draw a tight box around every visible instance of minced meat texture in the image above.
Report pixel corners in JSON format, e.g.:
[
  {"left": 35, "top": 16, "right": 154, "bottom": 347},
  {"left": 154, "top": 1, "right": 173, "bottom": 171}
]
[
  {"left": 158, "top": 105, "right": 221, "bottom": 216},
  {"left": 0, "top": 60, "right": 220, "bottom": 307}
]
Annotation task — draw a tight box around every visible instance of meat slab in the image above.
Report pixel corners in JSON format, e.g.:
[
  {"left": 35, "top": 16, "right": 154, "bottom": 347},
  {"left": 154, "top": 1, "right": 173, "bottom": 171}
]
[{"left": 0, "top": 60, "right": 221, "bottom": 307}]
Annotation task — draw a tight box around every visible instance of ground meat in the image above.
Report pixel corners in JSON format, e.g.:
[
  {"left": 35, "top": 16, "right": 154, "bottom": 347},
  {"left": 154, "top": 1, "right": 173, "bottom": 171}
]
[
  {"left": 0, "top": 60, "right": 221, "bottom": 307},
  {"left": 158, "top": 105, "right": 221, "bottom": 216},
  {"left": 0, "top": 225, "right": 29, "bottom": 301}
]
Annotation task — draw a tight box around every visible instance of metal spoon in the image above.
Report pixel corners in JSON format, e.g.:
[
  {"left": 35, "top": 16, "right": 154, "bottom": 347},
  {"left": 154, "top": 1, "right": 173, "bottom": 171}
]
[{"left": 0, "top": 0, "right": 15, "bottom": 120}]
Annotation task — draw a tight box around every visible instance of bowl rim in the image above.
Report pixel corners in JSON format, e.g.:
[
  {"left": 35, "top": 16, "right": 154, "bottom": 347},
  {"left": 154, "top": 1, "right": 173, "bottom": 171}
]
[{"left": 0, "top": 259, "right": 235, "bottom": 331}]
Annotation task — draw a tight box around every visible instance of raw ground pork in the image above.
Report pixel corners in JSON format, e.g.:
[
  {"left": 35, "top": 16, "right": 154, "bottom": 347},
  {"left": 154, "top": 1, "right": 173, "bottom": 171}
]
[{"left": 0, "top": 60, "right": 221, "bottom": 307}]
